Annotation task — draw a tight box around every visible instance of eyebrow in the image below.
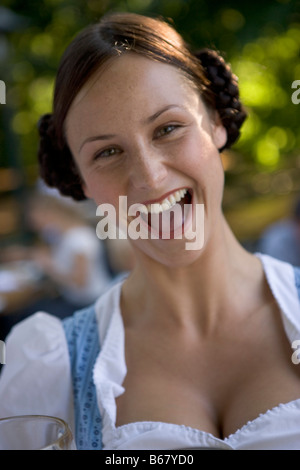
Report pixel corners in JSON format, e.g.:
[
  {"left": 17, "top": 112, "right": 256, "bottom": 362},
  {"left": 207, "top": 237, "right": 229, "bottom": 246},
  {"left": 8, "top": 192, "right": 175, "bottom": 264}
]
[
  {"left": 79, "top": 104, "right": 182, "bottom": 154},
  {"left": 79, "top": 133, "right": 117, "bottom": 154},
  {"left": 143, "top": 104, "right": 182, "bottom": 124}
]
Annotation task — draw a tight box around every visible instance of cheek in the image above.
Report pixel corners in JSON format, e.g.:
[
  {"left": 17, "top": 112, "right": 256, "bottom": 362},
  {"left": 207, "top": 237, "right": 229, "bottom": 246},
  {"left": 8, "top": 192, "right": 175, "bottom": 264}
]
[
  {"left": 179, "top": 132, "right": 225, "bottom": 205},
  {"left": 82, "top": 171, "right": 118, "bottom": 206},
  {"left": 83, "top": 170, "right": 131, "bottom": 228},
  {"left": 176, "top": 129, "right": 223, "bottom": 176}
]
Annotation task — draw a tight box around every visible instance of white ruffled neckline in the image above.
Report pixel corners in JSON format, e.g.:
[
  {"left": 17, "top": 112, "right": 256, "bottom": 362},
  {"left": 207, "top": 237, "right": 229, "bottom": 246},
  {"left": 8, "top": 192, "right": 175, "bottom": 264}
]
[{"left": 93, "top": 254, "right": 300, "bottom": 450}]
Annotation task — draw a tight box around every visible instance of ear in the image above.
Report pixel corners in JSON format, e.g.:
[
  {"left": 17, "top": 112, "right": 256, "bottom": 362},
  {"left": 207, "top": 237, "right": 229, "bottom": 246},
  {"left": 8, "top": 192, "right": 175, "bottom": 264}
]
[{"left": 211, "top": 113, "right": 227, "bottom": 150}]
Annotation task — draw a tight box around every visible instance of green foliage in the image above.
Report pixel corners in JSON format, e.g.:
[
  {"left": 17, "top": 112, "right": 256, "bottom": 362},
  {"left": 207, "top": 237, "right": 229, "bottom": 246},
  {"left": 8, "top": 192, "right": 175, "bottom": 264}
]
[{"left": 233, "top": 25, "right": 300, "bottom": 169}]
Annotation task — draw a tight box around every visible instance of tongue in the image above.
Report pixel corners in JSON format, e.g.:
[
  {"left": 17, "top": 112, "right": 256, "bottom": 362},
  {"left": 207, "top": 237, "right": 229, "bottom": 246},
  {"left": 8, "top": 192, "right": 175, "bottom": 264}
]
[{"left": 147, "top": 209, "right": 180, "bottom": 232}]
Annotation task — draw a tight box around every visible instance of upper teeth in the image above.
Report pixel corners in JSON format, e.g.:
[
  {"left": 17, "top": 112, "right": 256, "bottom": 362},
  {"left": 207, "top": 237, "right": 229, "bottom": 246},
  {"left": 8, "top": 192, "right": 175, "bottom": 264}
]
[{"left": 138, "top": 189, "right": 188, "bottom": 215}]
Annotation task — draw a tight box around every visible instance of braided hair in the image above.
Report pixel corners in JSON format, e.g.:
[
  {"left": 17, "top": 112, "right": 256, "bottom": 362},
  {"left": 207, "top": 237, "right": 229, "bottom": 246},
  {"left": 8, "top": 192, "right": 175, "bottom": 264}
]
[
  {"left": 38, "top": 113, "right": 85, "bottom": 201},
  {"left": 194, "top": 49, "right": 246, "bottom": 150},
  {"left": 38, "top": 13, "right": 247, "bottom": 201}
]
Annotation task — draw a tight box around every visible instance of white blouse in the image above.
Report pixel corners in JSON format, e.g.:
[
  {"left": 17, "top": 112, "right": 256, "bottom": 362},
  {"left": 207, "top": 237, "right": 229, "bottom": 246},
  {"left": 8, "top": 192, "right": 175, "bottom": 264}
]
[{"left": 0, "top": 253, "right": 300, "bottom": 450}]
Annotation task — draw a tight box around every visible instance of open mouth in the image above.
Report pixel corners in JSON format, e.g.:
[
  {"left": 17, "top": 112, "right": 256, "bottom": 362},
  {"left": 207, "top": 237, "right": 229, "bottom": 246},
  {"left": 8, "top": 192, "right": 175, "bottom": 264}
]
[{"left": 138, "top": 188, "right": 193, "bottom": 238}]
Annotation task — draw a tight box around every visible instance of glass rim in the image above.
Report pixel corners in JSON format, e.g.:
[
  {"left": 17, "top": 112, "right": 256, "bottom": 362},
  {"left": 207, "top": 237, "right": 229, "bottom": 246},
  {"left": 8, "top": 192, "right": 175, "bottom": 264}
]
[{"left": 0, "top": 414, "right": 73, "bottom": 449}]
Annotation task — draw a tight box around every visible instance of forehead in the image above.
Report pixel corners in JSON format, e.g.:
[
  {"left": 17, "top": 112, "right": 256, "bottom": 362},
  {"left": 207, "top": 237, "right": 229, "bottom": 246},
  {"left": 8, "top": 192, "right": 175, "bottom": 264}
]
[{"left": 66, "top": 53, "right": 199, "bottom": 124}]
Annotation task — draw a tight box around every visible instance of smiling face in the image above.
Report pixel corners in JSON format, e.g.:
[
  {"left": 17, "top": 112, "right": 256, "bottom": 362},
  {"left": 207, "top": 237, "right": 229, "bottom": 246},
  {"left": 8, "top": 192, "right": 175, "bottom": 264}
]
[{"left": 65, "top": 53, "right": 227, "bottom": 265}]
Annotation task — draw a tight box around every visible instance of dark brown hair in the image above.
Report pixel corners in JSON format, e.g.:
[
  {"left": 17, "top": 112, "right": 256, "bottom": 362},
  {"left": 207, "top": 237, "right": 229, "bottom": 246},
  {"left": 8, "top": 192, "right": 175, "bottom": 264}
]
[{"left": 38, "top": 12, "right": 247, "bottom": 201}]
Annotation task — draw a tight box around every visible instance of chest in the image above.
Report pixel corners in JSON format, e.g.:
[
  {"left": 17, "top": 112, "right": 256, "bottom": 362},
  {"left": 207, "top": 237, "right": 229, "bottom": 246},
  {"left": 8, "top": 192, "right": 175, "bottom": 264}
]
[{"left": 116, "top": 317, "right": 300, "bottom": 439}]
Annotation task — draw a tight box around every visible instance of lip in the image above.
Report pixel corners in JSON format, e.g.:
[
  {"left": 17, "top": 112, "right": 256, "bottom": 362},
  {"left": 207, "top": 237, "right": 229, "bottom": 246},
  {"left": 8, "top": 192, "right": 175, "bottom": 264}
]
[{"left": 141, "top": 187, "right": 192, "bottom": 206}]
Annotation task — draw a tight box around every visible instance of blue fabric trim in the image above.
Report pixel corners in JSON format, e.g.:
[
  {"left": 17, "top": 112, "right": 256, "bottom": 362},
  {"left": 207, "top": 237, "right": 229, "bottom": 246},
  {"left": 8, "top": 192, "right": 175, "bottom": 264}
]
[
  {"left": 293, "top": 266, "right": 300, "bottom": 303},
  {"left": 63, "top": 306, "right": 102, "bottom": 450}
]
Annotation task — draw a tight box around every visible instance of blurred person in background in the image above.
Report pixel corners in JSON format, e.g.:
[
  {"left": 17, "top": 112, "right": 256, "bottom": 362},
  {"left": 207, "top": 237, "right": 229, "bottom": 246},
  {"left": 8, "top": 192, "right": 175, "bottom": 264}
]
[
  {"left": 26, "top": 192, "right": 112, "bottom": 308},
  {"left": 0, "top": 191, "right": 113, "bottom": 337},
  {"left": 259, "top": 198, "right": 300, "bottom": 266}
]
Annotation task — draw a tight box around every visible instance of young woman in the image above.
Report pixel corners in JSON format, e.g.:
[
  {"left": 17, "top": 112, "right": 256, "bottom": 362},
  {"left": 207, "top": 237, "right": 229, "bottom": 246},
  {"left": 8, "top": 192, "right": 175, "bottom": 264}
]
[{"left": 0, "top": 12, "right": 299, "bottom": 450}]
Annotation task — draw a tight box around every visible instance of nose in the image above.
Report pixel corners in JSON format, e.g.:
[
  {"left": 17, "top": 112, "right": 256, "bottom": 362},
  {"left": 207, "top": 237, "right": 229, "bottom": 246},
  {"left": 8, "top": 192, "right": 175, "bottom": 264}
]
[{"left": 129, "top": 145, "right": 168, "bottom": 191}]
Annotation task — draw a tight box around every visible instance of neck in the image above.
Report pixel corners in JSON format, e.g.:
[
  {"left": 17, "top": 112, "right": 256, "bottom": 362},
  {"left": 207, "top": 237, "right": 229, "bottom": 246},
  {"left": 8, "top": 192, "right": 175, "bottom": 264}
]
[{"left": 122, "top": 216, "right": 264, "bottom": 333}]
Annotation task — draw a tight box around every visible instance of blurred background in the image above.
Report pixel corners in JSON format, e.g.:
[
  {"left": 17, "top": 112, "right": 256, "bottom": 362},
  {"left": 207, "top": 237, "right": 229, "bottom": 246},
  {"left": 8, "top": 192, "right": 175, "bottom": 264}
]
[{"left": 0, "top": 0, "right": 299, "bottom": 334}]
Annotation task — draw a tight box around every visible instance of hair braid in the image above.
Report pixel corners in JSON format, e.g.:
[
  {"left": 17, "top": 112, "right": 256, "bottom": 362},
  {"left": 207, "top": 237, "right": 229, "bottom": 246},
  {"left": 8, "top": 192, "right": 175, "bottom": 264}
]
[
  {"left": 37, "top": 113, "right": 86, "bottom": 201},
  {"left": 195, "top": 49, "right": 247, "bottom": 150}
]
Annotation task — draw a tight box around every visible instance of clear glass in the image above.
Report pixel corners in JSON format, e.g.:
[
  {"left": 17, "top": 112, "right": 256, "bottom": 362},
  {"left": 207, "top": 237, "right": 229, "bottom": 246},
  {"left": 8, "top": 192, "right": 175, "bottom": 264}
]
[{"left": 0, "top": 415, "right": 76, "bottom": 450}]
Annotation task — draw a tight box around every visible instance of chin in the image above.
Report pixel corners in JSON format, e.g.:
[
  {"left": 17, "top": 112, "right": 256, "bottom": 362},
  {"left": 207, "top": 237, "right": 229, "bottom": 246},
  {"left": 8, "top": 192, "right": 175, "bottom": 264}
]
[{"left": 132, "top": 236, "right": 206, "bottom": 269}]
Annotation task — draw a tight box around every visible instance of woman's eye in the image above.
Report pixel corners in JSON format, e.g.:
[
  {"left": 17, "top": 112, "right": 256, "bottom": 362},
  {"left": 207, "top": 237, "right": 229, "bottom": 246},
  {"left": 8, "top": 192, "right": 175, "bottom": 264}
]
[
  {"left": 155, "top": 125, "right": 178, "bottom": 138},
  {"left": 93, "top": 147, "right": 121, "bottom": 160}
]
